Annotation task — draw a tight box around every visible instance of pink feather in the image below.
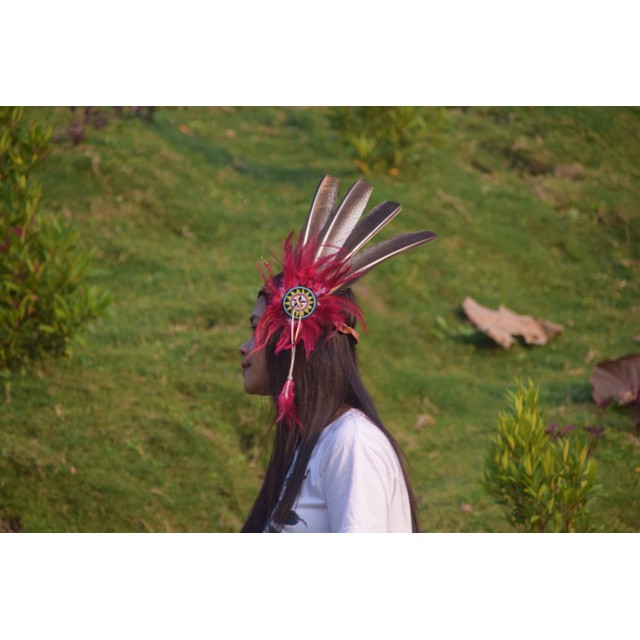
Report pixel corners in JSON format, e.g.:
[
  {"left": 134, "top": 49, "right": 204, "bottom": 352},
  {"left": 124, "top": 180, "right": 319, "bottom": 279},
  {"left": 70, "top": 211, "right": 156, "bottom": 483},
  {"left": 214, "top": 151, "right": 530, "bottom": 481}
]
[
  {"left": 254, "top": 232, "right": 363, "bottom": 359},
  {"left": 276, "top": 378, "right": 301, "bottom": 429}
]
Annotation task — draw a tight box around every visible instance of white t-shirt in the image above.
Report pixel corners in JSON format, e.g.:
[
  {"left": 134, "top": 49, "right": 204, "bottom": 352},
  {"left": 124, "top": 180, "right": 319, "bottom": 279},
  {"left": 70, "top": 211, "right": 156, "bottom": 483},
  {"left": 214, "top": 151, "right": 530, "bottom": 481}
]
[{"left": 265, "top": 408, "right": 413, "bottom": 533}]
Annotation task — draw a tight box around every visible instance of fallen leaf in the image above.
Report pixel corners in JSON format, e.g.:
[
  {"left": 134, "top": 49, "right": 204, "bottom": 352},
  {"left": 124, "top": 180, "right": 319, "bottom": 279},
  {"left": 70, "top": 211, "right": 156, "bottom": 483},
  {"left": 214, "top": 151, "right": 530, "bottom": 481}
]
[
  {"left": 461, "top": 297, "right": 564, "bottom": 348},
  {"left": 178, "top": 124, "right": 193, "bottom": 137},
  {"left": 54, "top": 404, "right": 63, "bottom": 417},
  {"left": 460, "top": 503, "right": 473, "bottom": 514},
  {"left": 589, "top": 353, "right": 640, "bottom": 407}
]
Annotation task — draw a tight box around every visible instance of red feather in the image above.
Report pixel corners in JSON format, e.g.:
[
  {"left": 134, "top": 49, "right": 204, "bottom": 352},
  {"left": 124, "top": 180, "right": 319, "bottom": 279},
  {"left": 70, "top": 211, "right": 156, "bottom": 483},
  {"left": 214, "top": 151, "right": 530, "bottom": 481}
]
[
  {"left": 254, "top": 232, "right": 363, "bottom": 358},
  {"left": 276, "top": 377, "right": 301, "bottom": 429}
]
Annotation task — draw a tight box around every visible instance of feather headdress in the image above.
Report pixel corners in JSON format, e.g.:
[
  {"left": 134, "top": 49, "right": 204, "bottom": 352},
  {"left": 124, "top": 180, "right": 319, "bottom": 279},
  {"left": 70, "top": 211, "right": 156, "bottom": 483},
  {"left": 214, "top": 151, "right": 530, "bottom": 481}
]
[{"left": 253, "top": 175, "right": 437, "bottom": 428}]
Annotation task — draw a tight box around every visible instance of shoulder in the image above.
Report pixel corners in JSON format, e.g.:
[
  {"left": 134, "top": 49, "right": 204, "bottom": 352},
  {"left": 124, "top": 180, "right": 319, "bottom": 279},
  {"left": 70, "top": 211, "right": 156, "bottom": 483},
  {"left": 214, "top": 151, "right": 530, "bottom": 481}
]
[
  {"left": 314, "top": 409, "right": 398, "bottom": 469},
  {"left": 309, "top": 409, "right": 412, "bottom": 532},
  {"left": 319, "top": 408, "right": 382, "bottom": 443}
]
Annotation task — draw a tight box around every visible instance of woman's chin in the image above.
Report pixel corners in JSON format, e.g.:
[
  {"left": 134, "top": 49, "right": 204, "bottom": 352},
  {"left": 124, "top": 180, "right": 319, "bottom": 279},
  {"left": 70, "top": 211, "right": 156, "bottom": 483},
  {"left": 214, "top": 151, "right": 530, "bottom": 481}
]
[{"left": 243, "top": 375, "right": 265, "bottom": 396}]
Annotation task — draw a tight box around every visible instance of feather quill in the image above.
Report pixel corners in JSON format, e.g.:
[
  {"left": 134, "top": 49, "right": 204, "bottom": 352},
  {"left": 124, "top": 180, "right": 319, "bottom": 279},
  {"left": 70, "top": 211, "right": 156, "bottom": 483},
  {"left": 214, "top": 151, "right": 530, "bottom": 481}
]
[
  {"left": 315, "top": 178, "right": 373, "bottom": 259},
  {"left": 298, "top": 175, "right": 340, "bottom": 249}
]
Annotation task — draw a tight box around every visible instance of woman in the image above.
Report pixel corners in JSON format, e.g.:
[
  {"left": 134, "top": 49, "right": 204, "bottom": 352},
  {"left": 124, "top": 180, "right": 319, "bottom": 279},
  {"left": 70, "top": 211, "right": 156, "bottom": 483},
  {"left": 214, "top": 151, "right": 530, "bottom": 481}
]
[{"left": 239, "top": 176, "right": 437, "bottom": 533}]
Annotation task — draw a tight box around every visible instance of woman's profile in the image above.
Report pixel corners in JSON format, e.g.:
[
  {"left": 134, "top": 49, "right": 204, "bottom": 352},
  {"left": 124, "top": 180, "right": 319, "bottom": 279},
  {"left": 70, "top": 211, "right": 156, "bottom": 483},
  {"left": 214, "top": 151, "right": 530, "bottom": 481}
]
[{"left": 239, "top": 175, "right": 437, "bottom": 532}]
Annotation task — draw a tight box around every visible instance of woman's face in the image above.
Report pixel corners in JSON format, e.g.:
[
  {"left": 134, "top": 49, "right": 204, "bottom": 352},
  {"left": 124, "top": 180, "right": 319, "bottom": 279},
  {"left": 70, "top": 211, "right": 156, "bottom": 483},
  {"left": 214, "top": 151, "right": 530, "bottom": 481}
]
[{"left": 238, "top": 296, "right": 270, "bottom": 396}]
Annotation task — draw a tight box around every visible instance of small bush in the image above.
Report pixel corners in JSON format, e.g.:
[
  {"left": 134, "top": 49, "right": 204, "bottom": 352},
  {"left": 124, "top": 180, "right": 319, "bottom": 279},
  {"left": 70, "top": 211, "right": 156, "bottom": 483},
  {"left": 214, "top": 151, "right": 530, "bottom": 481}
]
[
  {"left": 483, "top": 380, "right": 597, "bottom": 532},
  {"left": 0, "top": 106, "right": 111, "bottom": 373},
  {"left": 327, "top": 106, "right": 446, "bottom": 175}
]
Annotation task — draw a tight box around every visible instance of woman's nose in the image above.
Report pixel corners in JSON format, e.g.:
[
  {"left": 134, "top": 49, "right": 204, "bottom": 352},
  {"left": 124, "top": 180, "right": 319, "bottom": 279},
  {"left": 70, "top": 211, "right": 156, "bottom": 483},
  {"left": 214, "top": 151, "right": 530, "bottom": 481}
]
[{"left": 239, "top": 339, "right": 249, "bottom": 356}]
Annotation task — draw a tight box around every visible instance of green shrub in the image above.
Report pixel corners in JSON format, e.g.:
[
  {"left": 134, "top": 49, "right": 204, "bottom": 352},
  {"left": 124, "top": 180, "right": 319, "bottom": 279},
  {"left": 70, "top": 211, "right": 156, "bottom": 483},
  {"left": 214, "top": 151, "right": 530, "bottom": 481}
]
[
  {"left": 327, "top": 106, "right": 446, "bottom": 175},
  {"left": 483, "top": 380, "right": 597, "bottom": 532},
  {"left": 0, "top": 106, "right": 111, "bottom": 373}
]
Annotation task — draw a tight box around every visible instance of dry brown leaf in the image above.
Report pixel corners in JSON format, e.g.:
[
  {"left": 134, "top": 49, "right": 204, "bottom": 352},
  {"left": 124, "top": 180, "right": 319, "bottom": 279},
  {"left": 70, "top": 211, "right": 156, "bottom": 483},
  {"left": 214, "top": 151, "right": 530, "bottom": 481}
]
[
  {"left": 462, "top": 296, "right": 564, "bottom": 348},
  {"left": 589, "top": 353, "right": 640, "bottom": 407}
]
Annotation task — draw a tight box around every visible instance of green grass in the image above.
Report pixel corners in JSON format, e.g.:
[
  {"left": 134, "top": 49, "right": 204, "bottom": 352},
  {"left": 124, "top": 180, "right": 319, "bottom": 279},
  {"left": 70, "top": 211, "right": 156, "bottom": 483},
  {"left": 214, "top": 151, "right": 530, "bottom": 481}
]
[{"left": 1, "top": 106, "right": 639, "bottom": 532}]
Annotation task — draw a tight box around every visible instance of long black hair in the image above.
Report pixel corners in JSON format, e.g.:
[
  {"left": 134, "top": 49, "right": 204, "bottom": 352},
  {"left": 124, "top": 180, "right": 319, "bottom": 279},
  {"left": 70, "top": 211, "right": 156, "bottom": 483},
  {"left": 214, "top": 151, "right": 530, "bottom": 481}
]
[{"left": 241, "top": 284, "right": 421, "bottom": 532}]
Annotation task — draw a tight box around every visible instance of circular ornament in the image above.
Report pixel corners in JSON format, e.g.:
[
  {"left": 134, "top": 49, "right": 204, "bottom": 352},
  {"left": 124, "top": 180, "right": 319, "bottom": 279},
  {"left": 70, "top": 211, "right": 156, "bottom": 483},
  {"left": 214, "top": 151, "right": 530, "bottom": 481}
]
[{"left": 283, "top": 286, "right": 317, "bottom": 319}]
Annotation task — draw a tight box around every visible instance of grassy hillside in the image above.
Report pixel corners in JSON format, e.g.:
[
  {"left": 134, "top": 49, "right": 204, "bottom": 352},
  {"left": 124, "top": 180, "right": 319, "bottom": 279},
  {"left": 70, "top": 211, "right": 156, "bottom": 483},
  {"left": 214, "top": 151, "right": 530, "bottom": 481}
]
[{"left": 1, "top": 106, "right": 638, "bottom": 532}]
